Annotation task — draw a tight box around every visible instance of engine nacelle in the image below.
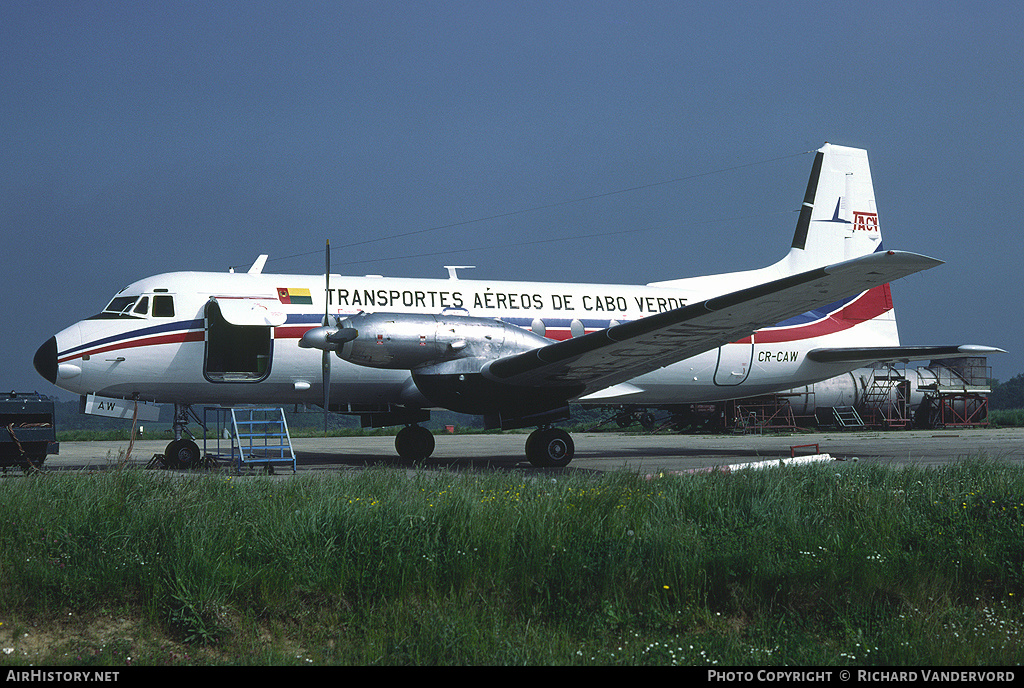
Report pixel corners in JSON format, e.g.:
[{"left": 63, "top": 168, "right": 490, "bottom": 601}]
[{"left": 301, "top": 311, "right": 552, "bottom": 371}]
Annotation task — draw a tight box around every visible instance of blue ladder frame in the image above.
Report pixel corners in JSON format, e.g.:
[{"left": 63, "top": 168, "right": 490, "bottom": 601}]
[{"left": 203, "top": 407, "right": 296, "bottom": 472}]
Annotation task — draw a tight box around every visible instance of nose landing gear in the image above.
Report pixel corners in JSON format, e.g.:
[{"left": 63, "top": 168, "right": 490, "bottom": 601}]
[
  {"left": 163, "top": 438, "right": 201, "bottom": 469},
  {"left": 161, "top": 403, "right": 203, "bottom": 469}
]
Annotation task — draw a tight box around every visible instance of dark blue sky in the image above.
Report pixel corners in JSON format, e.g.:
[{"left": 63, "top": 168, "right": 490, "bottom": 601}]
[{"left": 3, "top": 1, "right": 1021, "bottom": 395}]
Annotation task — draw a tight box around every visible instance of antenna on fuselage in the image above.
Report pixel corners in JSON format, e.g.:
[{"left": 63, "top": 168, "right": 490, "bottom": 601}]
[
  {"left": 444, "top": 265, "right": 475, "bottom": 280},
  {"left": 248, "top": 255, "right": 269, "bottom": 274}
]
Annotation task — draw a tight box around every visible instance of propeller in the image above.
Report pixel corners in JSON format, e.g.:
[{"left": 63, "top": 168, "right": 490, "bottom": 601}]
[
  {"left": 322, "top": 239, "right": 331, "bottom": 434},
  {"left": 299, "top": 240, "right": 356, "bottom": 431}
]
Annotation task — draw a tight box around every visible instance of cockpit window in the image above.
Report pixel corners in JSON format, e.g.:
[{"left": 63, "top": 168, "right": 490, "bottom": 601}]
[
  {"left": 104, "top": 296, "right": 140, "bottom": 315},
  {"left": 89, "top": 294, "right": 170, "bottom": 320},
  {"left": 153, "top": 295, "right": 174, "bottom": 317},
  {"left": 88, "top": 291, "right": 175, "bottom": 321}
]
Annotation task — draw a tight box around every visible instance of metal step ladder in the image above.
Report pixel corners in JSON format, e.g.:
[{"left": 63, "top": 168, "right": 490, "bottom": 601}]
[
  {"left": 204, "top": 407, "right": 296, "bottom": 473},
  {"left": 831, "top": 406, "right": 865, "bottom": 429}
]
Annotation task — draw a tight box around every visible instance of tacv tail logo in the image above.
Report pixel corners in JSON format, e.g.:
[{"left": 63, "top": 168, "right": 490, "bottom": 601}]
[{"left": 852, "top": 211, "right": 880, "bottom": 232}]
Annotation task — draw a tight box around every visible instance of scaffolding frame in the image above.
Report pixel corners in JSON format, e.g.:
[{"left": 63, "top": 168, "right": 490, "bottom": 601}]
[
  {"left": 860, "top": 365, "right": 913, "bottom": 428},
  {"left": 918, "top": 358, "right": 993, "bottom": 428},
  {"left": 730, "top": 395, "right": 802, "bottom": 433}
]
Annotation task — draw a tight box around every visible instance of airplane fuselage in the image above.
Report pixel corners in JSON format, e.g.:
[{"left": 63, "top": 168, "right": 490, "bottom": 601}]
[{"left": 38, "top": 268, "right": 892, "bottom": 410}]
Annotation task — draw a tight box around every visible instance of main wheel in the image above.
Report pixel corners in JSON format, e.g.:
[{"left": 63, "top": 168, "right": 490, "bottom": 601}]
[
  {"left": 526, "top": 428, "right": 574, "bottom": 467},
  {"left": 395, "top": 425, "right": 435, "bottom": 462}
]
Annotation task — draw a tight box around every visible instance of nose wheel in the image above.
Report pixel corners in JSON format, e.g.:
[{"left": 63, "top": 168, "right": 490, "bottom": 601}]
[
  {"left": 526, "top": 427, "right": 574, "bottom": 467},
  {"left": 163, "top": 439, "right": 201, "bottom": 469}
]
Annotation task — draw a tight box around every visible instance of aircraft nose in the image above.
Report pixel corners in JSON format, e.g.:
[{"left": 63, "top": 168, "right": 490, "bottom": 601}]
[{"left": 33, "top": 336, "right": 58, "bottom": 384}]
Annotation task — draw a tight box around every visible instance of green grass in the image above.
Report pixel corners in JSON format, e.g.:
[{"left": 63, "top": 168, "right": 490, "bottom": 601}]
[
  {"left": 1, "top": 459, "right": 1022, "bottom": 665},
  {"left": 990, "top": 409, "right": 1024, "bottom": 427}
]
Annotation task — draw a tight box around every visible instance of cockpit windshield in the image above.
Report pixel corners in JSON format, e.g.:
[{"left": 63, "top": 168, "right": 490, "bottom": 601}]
[
  {"left": 90, "top": 293, "right": 174, "bottom": 320},
  {"left": 103, "top": 296, "right": 140, "bottom": 315}
]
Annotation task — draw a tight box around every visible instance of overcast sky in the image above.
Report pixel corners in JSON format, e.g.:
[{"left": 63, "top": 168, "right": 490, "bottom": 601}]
[{"left": 3, "top": 1, "right": 1021, "bottom": 397}]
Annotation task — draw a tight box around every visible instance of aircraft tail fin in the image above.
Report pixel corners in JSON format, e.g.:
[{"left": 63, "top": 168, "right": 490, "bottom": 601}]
[
  {"left": 650, "top": 142, "right": 908, "bottom": 348},
  {"left": 769, "top": 143, "right": 901, "bottom": 348},
  {"left": 713, "top": 143, "right": 903, "bottom": 349},
  {"left": 779, "top": 143, "right": 884, "bottom": 273},
  {"left": 649, "top": 143, "right": 887, "bottom": 291}
]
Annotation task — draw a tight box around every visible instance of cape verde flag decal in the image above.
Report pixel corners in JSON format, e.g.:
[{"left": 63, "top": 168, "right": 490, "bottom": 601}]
[{"left": 277, "top": 287, "right": 313, "bottom": 305}]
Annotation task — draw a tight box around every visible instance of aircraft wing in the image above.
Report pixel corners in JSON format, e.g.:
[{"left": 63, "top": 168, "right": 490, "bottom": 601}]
[
  {"left": 482, "top": 250, "right": 942, "bottom": 397},
  {"left": 806, "top": 344, "right": 1005, "bottom": 364}
]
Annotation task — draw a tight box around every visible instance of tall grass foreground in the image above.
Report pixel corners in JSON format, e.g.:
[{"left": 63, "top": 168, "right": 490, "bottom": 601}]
[{"left": 0, "top": 459, "right": 1021, "bottom": 665}]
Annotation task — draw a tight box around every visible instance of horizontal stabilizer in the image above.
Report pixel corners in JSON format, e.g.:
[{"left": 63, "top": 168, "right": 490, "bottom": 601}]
[{"left": 806, "top": 344, "right": 1005, "bottom": 364}]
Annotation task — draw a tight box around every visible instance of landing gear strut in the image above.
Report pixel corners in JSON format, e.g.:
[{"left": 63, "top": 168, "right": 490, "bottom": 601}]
[
  {"left": 526, "top": 427, "right": 574, "bottom": 467},
  {"left": 163, "top": 403, "right": 203, "bottom": 469},
  {"left": 395, "top": 425, "right": 435, "bottom": 462}
]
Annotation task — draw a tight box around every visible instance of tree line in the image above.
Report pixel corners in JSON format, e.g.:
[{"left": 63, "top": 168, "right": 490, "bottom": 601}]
[{"left": 988, "top": 373, "right": 1024, "bottom": 410}]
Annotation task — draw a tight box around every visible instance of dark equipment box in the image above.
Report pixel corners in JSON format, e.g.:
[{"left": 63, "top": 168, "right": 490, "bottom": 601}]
[{"left": 1, "top": 392, "right": 58, "bottom": 468}]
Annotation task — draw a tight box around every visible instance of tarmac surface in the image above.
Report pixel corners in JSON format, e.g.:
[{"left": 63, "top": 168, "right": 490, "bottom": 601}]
[{"left": 21, "top": 426, "right": 1024, "bottom": 477}]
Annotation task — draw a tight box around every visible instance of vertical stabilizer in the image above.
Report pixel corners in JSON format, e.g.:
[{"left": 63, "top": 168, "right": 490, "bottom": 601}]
[
  {"left": 782, "top": 143, "right": 882, "bottom": 273},
  {"left": 767, "top": 143, "right": 899, "bottom": 348}
]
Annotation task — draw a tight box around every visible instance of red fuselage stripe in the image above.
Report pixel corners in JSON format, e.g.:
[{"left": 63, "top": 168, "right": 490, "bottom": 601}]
[{"left": 58, "top": 331, "right": 205, "bottom": 363}]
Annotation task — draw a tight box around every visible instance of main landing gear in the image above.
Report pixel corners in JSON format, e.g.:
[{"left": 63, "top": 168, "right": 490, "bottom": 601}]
[
  {"left": 395, "top": 424, "right": 436, "bottom": 462},
  {"left": 392, "top": 424, "right": 575, "bottom": 467},
  {"left": 525, "top": 427, "right": 574, "bottom": 468}
]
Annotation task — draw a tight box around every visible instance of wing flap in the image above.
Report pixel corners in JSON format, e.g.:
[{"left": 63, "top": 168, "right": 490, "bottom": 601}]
[{"left": 483, "top": 250, "right": 942, "bottom": 396}]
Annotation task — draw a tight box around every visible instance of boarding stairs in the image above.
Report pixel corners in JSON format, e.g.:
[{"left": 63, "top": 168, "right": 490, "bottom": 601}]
[
  {"left": 830, "top": 406, "right": 865, "bottom": 429},
  {"left": 203, "top": 407, "right": 296, "bottom": 473}
]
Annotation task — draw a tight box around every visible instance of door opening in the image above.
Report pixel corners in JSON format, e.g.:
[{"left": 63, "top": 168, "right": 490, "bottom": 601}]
[{"left": 204, "top": 301, "right": 273, "bottom": 382}]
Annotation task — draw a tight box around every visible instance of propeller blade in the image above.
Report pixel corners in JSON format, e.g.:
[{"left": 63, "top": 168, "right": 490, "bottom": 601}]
[
  {"left": 323, "top": 239, "right": 331, "bottom": 434},
  {"left": 323, "top": 349, "right": 331, "bottom": 433},
  {"left": 324, "top": 238, "right": 330, "bottom": 326},
  {"left": 330, "top": 327, "right": 359, "bottom": 344}
]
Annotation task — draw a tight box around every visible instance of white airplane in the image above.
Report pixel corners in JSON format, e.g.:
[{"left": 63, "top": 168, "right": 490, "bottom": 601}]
[{"left": 33, "top": 143, "right": 1002, "bottom": 467}]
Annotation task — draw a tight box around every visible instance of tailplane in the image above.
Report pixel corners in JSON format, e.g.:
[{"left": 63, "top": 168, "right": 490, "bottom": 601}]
[{"left": 777, "top": 146, "right": 1005, "bottom": 363}]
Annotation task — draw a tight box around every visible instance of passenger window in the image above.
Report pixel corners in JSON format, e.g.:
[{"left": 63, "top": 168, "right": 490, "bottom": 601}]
[
  {"left": 153, "top": 295, "right": 175, "bottom": 317},
  {"left": 133, "top": 297, "right": 149, "bottom": 315}
]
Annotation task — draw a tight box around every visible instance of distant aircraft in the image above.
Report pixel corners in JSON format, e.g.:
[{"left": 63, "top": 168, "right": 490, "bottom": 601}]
[{"left": 33, "top": 143, "right": 1003, "bottom": 467}]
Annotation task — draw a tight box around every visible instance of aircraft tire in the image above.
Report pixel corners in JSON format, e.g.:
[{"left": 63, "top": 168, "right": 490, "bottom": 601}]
[
  {"left": 164, "top": 439, "right": 201, "bottom": 469},
  {"left": 395, "top": 425, "right": 435, "bottom": 462},
  {"left": 526, "top": 428, "right": 574, "bottom": 468}
]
